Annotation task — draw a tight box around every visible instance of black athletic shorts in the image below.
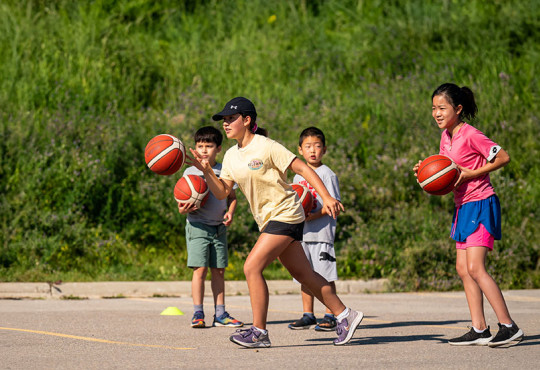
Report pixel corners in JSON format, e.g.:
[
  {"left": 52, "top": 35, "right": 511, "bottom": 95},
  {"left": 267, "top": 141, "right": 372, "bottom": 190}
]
[{"left": 262, "top": 220, "right": 304, "bottom": 241}]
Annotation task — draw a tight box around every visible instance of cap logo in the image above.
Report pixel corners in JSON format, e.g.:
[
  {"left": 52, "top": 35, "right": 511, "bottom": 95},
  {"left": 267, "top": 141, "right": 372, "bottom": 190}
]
[{"left": 230, "top": 105, "right": 238, "bottom": 110}]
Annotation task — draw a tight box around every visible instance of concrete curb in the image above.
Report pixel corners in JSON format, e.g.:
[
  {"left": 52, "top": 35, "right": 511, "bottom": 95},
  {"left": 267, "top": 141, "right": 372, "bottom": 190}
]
[{"left": 0, "top": 279, "right": 389, "bottom": 299}]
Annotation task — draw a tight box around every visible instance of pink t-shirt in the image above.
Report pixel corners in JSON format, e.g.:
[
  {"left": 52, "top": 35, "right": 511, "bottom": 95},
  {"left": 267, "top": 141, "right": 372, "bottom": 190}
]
[{"left": 439, "top": 123, "right": 501, "bottom": 206}]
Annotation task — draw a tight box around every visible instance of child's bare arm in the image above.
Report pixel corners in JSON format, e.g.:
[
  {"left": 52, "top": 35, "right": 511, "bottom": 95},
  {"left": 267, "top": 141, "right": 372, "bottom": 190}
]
[
  {"left": 186, "top": 149, "right": 234, "bottom": 200},
  {"left": 223, "top": 189, "right": 237, "bottom": 226},
  {"left": 289, "top": 158, "right": 344, "bottom": 219}
]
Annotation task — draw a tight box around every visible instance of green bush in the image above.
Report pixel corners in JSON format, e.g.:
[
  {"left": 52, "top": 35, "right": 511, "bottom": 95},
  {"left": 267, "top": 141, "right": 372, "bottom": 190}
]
[{"left": 1, "top": 0, "right": 538, "bottom": 290}]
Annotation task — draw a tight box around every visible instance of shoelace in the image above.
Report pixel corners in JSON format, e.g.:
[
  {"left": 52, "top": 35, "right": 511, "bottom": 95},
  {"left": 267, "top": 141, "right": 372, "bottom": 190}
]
[
  {"left": 335, "top": 318, "right": 348, "bottom": 336},
  {"left": 235, "top": 328, "right": 255, "bottom": 338},
  {"left": 218, "top": 312, "right": 231, "bottom": 320}
]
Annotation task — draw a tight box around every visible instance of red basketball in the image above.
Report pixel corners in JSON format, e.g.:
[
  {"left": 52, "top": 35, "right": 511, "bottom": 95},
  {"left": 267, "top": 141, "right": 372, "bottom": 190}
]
[
  {"left": 292, "top": 184, "right": 314, "bottom": 216},
  {"left": 417, "top": 155, "right": 460, "bottom": 195},
  {"left": 174, "top": 175, "right": 210, "bottom": 208},
  {"left": 145, "top": 134, "right": 185, "bottom": 175}
]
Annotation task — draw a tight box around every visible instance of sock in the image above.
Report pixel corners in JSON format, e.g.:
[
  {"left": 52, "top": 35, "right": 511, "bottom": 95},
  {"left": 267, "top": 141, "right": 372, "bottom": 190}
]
[
  {"left": 472, "top": 326, "right": 487, "bottom": 333},
  {"left": 253, "top": 326, "right": 268, "bottom": 335},
  {"left": 304, "top": 312, "right": 316, "bottom": 319},
  {"left": 336, "top": 308, "right": 350, "bottom": 322},
  {"left": 215, "top": 304, "right": 225, "bottom": 318},
  {"left": 194, "top": 304, "right": 203, "bottom": 314},
  {"left": 502, "top": 322, "right": 513, "bottom": 328}
]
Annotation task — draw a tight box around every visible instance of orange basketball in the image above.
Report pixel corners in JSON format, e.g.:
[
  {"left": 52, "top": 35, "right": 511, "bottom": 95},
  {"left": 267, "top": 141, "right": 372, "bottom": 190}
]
[
  {"left": 174, "top": 175, "right": 210, "bottom": 208},
  {"left": 417, "top": 154, "right": 460, "bottom": 195},
  {"left": 145, "top": 134, "right": 185, "bottom": 175},
  {"left": 292, "top": 184, "right": 314, "bottom": 216}
]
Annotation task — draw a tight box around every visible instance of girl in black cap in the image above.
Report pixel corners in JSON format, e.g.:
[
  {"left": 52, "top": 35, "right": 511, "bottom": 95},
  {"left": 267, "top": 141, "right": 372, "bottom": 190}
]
[{"left": 186, "top": 97, "right": 363, "bottom": 348}]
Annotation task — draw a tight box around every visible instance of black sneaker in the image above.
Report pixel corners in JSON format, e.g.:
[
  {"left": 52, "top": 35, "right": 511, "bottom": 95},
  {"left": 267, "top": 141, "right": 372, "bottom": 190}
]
[
  {"left": 448, "top": 326, "right": 493, "bottom": 346},
  {"left": 288, "top": 314, "right": 317, "bottom": 330},
  {"left": 315, "top": 315, "right": 337, "bottom": 331},
  {"left": 488, "top": 322, "right": 524, "bottom": 347}
]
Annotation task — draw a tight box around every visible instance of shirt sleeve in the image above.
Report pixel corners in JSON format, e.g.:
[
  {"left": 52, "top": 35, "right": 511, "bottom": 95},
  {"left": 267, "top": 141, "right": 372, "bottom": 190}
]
[
  {"left": 270, "top": 140, "right": 297, "bottom": 173},
  {"left": 469, "top": 129, "right": 501, "bottom": 162},
  {"left": 220, "top": 151, "right": 235, "bottom": 182}
]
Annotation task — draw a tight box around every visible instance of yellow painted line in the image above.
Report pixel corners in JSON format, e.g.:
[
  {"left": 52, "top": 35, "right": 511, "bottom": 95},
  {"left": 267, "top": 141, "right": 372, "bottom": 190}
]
[{"left": 0, "top": 327, "right": 195, "bottom": 350}]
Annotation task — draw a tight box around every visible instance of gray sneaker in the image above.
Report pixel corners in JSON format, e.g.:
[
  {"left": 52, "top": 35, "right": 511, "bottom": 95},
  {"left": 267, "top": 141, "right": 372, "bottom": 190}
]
[
  {"left": 333, "top": 309, "right": 363, "bottom": 345},
  {"left": 230, "top": 326, "right": 271, "bottom": 348}
]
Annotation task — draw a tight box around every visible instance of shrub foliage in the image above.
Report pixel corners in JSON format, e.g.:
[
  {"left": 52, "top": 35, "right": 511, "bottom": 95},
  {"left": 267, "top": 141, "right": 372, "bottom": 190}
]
[{"left": 1, "top": 0, "right": 538, "bottom": 289}]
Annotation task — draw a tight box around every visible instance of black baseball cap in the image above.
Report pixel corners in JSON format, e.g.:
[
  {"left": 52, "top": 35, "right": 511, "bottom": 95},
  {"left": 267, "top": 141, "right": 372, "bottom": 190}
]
[{"left": 212, "top": 97, "right": 257, "bottom": 121}]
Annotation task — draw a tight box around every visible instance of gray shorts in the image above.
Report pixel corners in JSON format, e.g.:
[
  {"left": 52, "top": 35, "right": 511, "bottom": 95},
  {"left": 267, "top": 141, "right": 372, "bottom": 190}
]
[
  {"left": 186, "top": 221, "right": 228, "bottom": 268},
  {"left": 294, "top": 241, "right": 338, "bottom": 283}
]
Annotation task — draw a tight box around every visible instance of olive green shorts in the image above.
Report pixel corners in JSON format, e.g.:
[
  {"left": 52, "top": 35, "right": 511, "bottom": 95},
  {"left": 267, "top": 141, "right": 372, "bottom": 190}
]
[{"left": 186, "top": 221, "right": 228, "bottom": 268}]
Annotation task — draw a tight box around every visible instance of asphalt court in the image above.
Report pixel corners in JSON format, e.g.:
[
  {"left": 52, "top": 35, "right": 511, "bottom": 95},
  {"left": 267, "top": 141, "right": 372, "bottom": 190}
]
[{"left": 1, "top": 290, "right": 539, "bottom": 369}]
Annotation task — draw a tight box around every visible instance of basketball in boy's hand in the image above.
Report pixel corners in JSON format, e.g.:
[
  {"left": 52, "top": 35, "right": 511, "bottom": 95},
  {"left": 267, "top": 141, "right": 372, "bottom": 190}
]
[
  {"left": 417, "top": 154, "right": 460, "bottom": 195},
  {"left": 145, "top": 134, "right": 185, "bottom": 175},
  {"left": 174, "top": 175, "right": 210, "bottom": 208},
  {"left": 291, "top": 184, "right": 314, "bottom": 216}
]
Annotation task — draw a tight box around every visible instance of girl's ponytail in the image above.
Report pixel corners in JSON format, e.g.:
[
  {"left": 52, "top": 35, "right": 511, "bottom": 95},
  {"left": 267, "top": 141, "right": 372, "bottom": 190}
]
[
  {"left": 459, "top": 86, "right": 478, "bottom": 121},
  {"left": 248, "top": 118, "right": 268, "bottom": 137}
]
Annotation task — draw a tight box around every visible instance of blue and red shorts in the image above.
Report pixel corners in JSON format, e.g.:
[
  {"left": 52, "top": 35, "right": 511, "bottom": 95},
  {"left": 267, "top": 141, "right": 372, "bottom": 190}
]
[{"left": 450, "top": 195, "right": 502, "bottom": 250}]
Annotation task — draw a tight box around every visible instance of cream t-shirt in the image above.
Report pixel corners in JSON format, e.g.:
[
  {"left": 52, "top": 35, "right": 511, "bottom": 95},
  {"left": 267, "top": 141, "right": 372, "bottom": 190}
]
[{"left": 220, "top": 134, "right": 305, "bottom": 231}]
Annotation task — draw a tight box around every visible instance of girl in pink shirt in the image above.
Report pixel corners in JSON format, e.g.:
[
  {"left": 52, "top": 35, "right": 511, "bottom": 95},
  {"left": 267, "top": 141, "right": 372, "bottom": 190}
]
[{"left": 414, "top": 83, "right": 523, "bottom": 347}]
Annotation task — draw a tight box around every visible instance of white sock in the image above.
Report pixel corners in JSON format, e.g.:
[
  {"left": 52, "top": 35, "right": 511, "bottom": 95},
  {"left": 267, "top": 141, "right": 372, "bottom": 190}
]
[
  {"left": 502, "top": 322, "right": 513, "bottom": 328},
  {"left": 336, "top": 308, "right": 350, "bottom": 322},
  {"left": 472, "top": 326, "right": 487, "bottom": 333},
  {"left": 253, "top": 326, "right": 268, "bottom": 335}
]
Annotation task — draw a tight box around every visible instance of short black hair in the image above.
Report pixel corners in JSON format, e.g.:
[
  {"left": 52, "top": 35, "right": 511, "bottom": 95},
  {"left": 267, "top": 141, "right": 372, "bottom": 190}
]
[
  {"left": 194, "top": 126, "right": 223, "bottom": 146},
  {"left": 299, "top": 126, "right": 325, "bottom": 147}
]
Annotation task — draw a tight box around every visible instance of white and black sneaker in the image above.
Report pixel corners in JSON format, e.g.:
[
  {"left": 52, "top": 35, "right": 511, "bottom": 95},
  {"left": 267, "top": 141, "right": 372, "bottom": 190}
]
[
  {"left": 488, "top": 322, "right": 524, "bottom": 347},
  {"left": 448, "top": 326, "right": 493, "bottom": 346}
]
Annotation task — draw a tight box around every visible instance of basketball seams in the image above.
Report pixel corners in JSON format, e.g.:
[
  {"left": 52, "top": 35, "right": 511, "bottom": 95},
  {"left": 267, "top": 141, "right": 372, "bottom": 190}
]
[
  {"left": 291, "top": 183, "right": 312, "bottom": 215},
  {"left": 419, "top": 161, "right": 458, "bottom": 188},
  {"left": 147, "top": 137, "right": 180, "bottom": 167},
  {"left": 145, "top": 134, "right": 186, "bottom": 175},
  {"left": 174, "top": 175, "right": 209, "bottom": 207},
  {"left": 418, "top": 158, "right": 449, "bottom": 181},
  {"left": 298, "top": 189, "right": 307, "bottom": 203},
  {"left": 147, "top": 142, "right": 180, "bottom": 169}
]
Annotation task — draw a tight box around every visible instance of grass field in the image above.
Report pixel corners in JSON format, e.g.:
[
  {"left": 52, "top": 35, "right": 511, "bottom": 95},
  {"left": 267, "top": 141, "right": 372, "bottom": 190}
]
[{"left": 1, "top": 0, "right": 538, "bottom": 290}]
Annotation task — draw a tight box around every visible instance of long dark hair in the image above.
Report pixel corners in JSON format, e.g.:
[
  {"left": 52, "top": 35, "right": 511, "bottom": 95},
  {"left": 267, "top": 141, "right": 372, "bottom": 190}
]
[{"left": 432, "top": 83, "right": 478, "bottom": 121}]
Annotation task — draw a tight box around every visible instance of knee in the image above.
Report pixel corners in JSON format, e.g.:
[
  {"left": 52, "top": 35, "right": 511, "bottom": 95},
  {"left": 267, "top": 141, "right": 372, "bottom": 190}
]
[
  {"left": 456, "top": 263, "right": 469, "bottom": 279},
  {"left": 467, "top": 263, "right": 486, "bottom": 281},
  {"left": 243, "top": 260, "right": 262, "bottom": 280}
]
